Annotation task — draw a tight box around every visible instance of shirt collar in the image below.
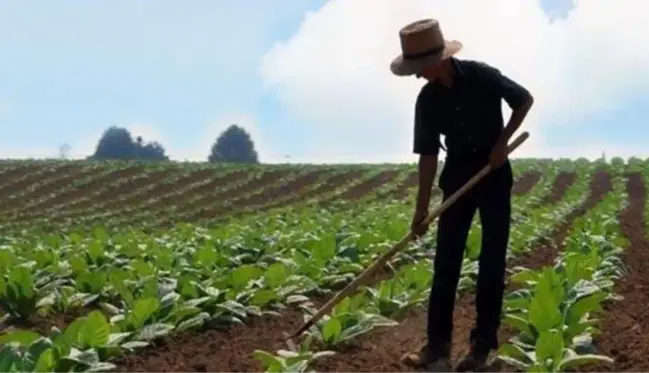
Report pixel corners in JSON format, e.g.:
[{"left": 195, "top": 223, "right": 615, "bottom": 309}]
[
  {"left": 429, "top": 57, "right": 465, "bottom": 90},
  {"left": 451, "top": 57, "right": 466, "bottom": 79}
]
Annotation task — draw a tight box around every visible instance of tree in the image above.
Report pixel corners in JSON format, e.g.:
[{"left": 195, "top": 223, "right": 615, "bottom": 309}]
[
  {"left": 58, "top": 143, "right": 71, "bottom": 159},
  {"left": 208, "top": 125, "right": 259, "bottom": 164},
  {"left": 92, "top": 126, "right": 136, "bottom": 160},
  {"left": 136, "top": 140, "right": 168, "bottom": 161},
  {"left": 91, "top": 126, "right": 169, "bottom": 161}
]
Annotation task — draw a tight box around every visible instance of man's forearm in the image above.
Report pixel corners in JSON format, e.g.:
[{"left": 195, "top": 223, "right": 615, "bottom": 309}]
[
  {"left": 500, "top": 93, "right": 534, "bottom": 144},
  {"left": 416, "top": 156, "right": 437, "bottom": 212}
]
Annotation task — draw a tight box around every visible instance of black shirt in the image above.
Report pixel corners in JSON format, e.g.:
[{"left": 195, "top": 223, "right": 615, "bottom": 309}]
[{"left": 413, "top": 58, "right": 530, "bottom": 162}]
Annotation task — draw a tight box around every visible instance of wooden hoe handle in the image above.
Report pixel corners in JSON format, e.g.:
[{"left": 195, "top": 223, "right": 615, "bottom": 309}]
[{"left": 289, "top": 131, "right": 530, "bottom": 340}]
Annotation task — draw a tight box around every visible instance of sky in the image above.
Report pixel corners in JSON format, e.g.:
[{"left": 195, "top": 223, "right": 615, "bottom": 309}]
[{"left": 1, "top": 0, "right": 648, "bottom": 163}]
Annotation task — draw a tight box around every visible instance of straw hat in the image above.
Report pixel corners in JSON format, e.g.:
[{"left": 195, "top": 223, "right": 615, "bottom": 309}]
[{"left": 390, "top": 19, "right": 463, "bottom": 76}]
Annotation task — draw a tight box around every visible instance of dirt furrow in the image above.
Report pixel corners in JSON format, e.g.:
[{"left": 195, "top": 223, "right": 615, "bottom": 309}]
[
  {"left": 0, "top": 164, "right": 47, "bottom": 194},
  {"left": 0, "top": 166, "right": 107, "bottom": 214},
  {"left": 212, "top": 170, "right": 334, "bottom": 217},
  {"left": 162, "top": 170, "right": 254, "bottom": 215},
  {"left": 577, "top": 172, "right": 649, "bottom": 372},
  {"left": 55, "top": 169, "right": 173, "bottom": 220},
  {"left": 100, "top": 169, "right": 214, "bottom": 212},
  {"left": 511, "top": 171, "right": 542, "bottom": 196},
  {"left": 248, "top": 170, "right": 366, "bottom": 214},
  {"left": 389, "top": 171, "right": 418, "bottom": 200},
  {"left": 17, "top": 166, "right": 148, "bottom": 218},
  {"left": 187, "top": 170, "right": 294, "bottom": 221},
  {"left": 534, "top": 171, "right": 576, "bottom": 207},
  {"left": 111, "top": 172, "right": 609, "bottom": 373},
  {"left": 0, "top": 164, "right": 78, "bottom": 205},
  {"left": 139, "top": 169, "right": 223, "bottom": 211},
  {"left": 321, "top": 170, "right": 401, "bottom": 204}
]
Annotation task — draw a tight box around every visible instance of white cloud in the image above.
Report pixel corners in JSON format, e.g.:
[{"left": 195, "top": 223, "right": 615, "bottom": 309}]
[{"left": 259, "top": 0, "right": 649, "bottom": 161}]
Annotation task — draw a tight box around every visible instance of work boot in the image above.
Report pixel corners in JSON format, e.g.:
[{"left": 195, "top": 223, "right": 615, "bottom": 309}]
[
  {"left": 455, "top": 342, "right": 491, "bottom": 372},
  {"left": 401, "top": 341, "right": 451, "bottom": 372}
]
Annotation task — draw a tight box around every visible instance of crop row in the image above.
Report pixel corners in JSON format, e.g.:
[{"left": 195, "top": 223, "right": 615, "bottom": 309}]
[{"left": 0, "top": 159, "right": 549, "bottom": 231}]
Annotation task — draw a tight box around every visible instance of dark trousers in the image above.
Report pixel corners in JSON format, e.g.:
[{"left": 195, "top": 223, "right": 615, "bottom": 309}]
[{"left": 427, "top": 160, "right": 513, "bottom": 350}]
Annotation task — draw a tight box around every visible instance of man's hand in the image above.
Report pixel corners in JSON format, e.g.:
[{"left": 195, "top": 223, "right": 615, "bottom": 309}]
[
  {"left": 489, "top": 139, "right": 508, "bottom": 169},
  {"left": 411, "top": 209, "right": 429, "bottom": 238}
]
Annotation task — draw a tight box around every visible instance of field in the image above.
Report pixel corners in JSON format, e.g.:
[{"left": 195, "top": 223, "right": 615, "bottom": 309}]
[{"left": 0, "top": 157, "right": 647, "bottom": 372}]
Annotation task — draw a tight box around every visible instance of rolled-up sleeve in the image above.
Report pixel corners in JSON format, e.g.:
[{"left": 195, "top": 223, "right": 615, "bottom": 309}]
[
  {"left": 479, "top": 62, "right": 531, "bottom": 110},
  {"left": 413, "top": 89, "right": 440, "bottom": 156}
]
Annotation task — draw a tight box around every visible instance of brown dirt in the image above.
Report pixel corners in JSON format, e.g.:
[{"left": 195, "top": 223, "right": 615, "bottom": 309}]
[
  {"left": 0, "top": 163, "right": 78, "bottom": 203},
  {"left": 211, "top": 170, "right": 333, "bottom": 216},
  {"left": 1, "top": 307, "right": 94, "bottom": 336},
  {"left": 0, "top": 163, "right": 47, "bottom": 193},
  {"left": 535, "top": 171, "right": 576, "bottom": 206},
  {"left": 511, "top": 171, "right": 542, "bottom": 196},
  {"left": 58, "top": 169, "right": 174, "bottom": 219},
  {"left": 48, "top": 166, "right": 150, "bottom": 215},
  {"left": 187, "top": 170, "right": 295, "bottom": 221},
  {"left": 138, "top": 169, "right": 223, "bottom": 211},
  {"left": 154, "top": 170, "right": 251, "bottom": 210},
  {"left": 322, "top": 170, "right": 401, "bottom": 203},
  {"left": 112, "top": 308, "right": 308, "bottom": 372},
  {"left": 576, "top": 172, "right": 649, "bottom": 372},
  {"left": 0, "top": 166, "right": 106, "bottom": 214},
  {"left": 241, "top": 170, "right": 366, "bottom": 214},
  {"left": 389, "top": 171, "right": 418, "bottom": 200},
  {"left": 152, "top": 169, "right": 253, "bottom": 215},
  {"left": 109, "top": 171, "right": 614, "bottom": 372},
  {"left": 100, "top": 168, "right": 212, "bottom": 212},
  {"left": 16, "top": 165, "right": 146, "bottom": 219}
]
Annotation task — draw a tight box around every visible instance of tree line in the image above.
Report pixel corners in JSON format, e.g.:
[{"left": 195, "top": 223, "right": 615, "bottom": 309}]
[{"left": 87, "top": 124, "right": 259, "bottom": 163}]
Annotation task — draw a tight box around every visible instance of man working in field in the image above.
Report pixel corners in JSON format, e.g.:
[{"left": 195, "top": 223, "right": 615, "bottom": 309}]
[{"left": 390, "top": 19, "right": 534, "bottom": 371}]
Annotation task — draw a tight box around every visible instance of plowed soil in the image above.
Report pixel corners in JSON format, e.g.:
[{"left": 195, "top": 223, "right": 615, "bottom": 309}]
[
  {"left": 111, "top": 171, "right": 614, "bottom": 372},
  {"left": 258, "top": 170, "right": 368, "bottom": 212},
  {"left": 17, "top": 166, "right": 147, "bottom": 219},
  {"left": 215, "top": 170, "right": 330, "bottom": 215},
  {"left": 55, "top": 168, "right": 173, "bottom": 219},
  {"left": 535, "top": 171, "right": 576, "bottom": 206},
  {"left": 0, "top": 165, "right": 106, "bottom": 213},
  {"left": 511, "top": 171, "right": 542, "bottom": 196},
  {"left": 189, "top": 170, "right": 295, "bottom": 221},
  {"left": 577, "top": 173, "right": 649, "bottom": 372},
  {"left": 0, "top": 163, "right": 50, "bottom": 195},
  {"left": 322, "top": 170, "right": 401, "bottom": 203},
  {"left": 389, "top": 171, "right": 418, "bottom": 200}
]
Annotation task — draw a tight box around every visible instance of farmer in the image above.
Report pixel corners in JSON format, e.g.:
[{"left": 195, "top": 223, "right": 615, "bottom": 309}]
[{"left": 391, "top": 19, "right": 534, "bottom": 372}]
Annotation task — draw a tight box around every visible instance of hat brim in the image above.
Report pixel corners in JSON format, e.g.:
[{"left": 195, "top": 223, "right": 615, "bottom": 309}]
[{"left": 390, "top": 40, "right": 463, "bottom": 76}]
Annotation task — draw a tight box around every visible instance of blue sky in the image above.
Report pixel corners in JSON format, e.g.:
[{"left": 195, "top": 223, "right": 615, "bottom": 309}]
[{"left": 0, "top": 0, "right": 647, "bottom": 162}]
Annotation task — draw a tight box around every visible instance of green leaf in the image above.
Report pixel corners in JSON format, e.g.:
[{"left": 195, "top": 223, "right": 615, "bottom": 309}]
[
  {"left": 230, "top": 265, "right": 263, "bottom": 290},
  {"left": 558, "top": 354, "right": 614, "bottom": 370},
  {"left": 129, "top": 298, "right": 160, "bottom": 329},
  {"left": 528, "top": 293, "right": 561, "bottom": 333},
  {"left": 566, "top": 292, "right": 606, "bottom": 325},
  {"left": 253, "top": 350, "right": 285, "bottom": 372},
  {"left": 79, "top": 311, "right": 111, "bottom": 348},
  {"left": 503, "top": 314, "right": 534, "bottom": 338},
  {"left": 322, "top": 318, "right": 342, "bottom": 344},
  {"left": 0, "top": 330, "right": 42, "bottom": 346},
  {"left": 34, "top": 348, "right": 55, "bottom": 372},
  {"left": 535, "top": 330, "right": 564, "bottom": 368},
  {"left": 265, "top": 263, "right": 288, "bottom": 288},
  {"left": 527, "top": 363, "right": 549, "bottom": 372}
]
